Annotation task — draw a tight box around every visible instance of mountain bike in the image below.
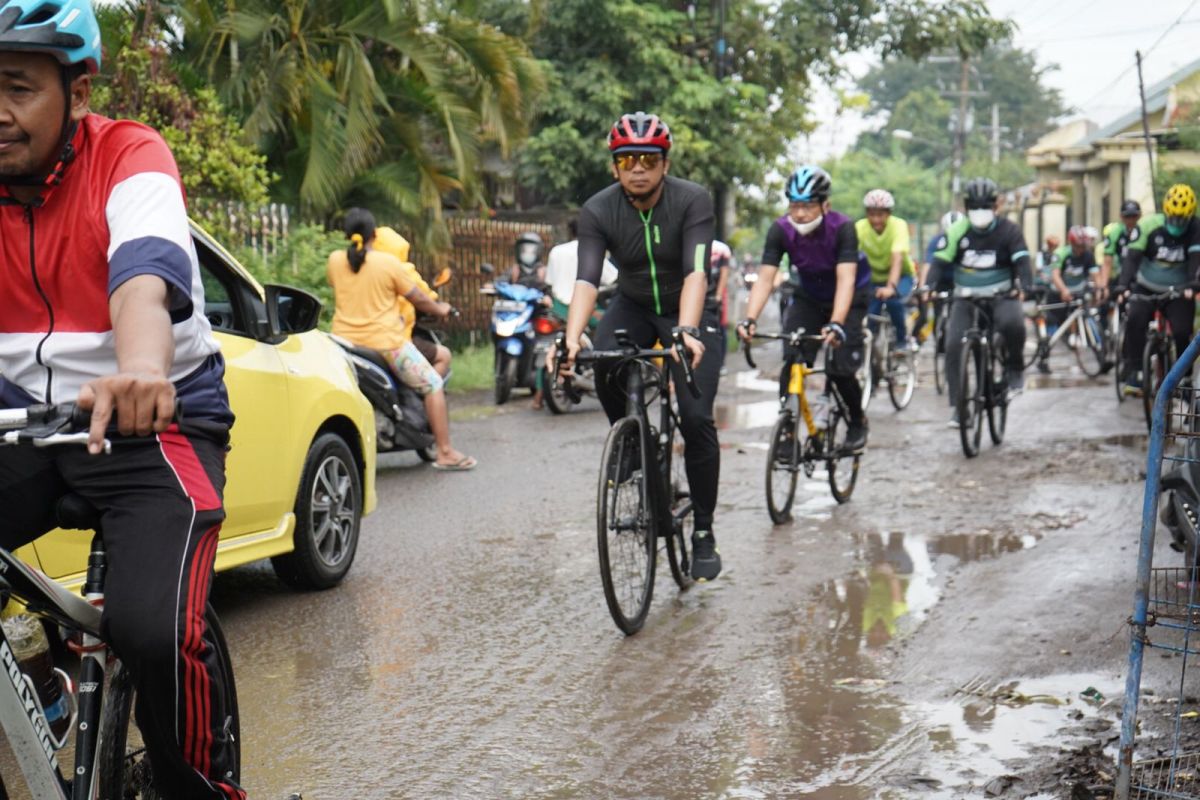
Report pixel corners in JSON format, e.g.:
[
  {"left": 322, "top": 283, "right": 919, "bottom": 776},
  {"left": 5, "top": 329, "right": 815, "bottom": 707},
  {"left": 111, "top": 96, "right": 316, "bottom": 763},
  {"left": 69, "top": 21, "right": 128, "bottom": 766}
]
[
  {"left": 1024, "top": 287, "right": 1107, "bottom": 377},
  {"left": 554, "top": 331, "right": 700, "bottom": 636},
  {"left": 866, "top": 307, "right": 917, "bottom": 411},
  {"left": 1130, "top": 286, "right": 1198, "bottom": 432},
  {"left": 744, "top": 330, "right": 863, "bottom": 523},
  {"left": 931, "top": 292, "right": 950, "bottom": 395},
  {"left": 0, "top": 401, "right": 240, "bottom": 799},
  {"left": 955, "top": 293, "right": 1014, "bottom": 458}
]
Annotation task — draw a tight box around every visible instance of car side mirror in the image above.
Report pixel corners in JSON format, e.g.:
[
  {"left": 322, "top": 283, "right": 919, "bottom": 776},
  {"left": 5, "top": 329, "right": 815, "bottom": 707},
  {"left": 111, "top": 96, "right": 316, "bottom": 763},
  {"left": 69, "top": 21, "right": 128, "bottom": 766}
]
[{"left": 265, "top": 284, "right": 322, "bottom": 336}]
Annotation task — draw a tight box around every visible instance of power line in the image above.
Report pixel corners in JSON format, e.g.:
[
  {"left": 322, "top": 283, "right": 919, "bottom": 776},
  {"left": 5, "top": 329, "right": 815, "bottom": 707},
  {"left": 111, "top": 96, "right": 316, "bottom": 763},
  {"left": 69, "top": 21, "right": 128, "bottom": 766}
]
[{"left": 1026, "top": 18, "right": 1200, "bottom": 45}]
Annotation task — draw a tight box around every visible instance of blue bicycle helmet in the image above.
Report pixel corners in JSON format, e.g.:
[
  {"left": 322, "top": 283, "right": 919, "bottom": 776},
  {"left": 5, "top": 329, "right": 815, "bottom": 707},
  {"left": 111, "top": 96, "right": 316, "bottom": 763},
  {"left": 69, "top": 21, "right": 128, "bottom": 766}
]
[
  {"left": 0, "top": 0, "right": 101, "bottom": 73},
  {"left": 785, "top": 165, "right": 832, "bottom": 203}
]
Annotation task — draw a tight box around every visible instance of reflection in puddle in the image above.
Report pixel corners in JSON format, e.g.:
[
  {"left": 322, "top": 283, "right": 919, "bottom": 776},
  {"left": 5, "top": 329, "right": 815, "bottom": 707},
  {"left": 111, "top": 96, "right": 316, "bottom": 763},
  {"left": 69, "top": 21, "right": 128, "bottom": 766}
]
[
  {"left": 716, "top": 399, "right": 781, "bottom": 430},
  {"left": 734, "top": 368, "right": 782, "bottom": 393},
  {"left": 1025, "top": 374, "right": 1104, "bottom": 390}
]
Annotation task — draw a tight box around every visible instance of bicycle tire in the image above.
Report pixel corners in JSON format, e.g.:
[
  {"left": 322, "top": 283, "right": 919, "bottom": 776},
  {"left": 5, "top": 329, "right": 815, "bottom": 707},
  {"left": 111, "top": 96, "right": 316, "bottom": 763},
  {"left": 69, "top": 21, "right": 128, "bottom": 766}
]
[
  {"left": 663, "top": 415, "right": 693, "bottom": 590},
  {"left": 933, "top": 315, "right": 947, "bottom": 395},
  {"left": 859, "top": 329, "right": 874, "bottom": 411},
  {"left": 1143, "top": 332, "right": 1174, "bottom": 432},
  {"left": 98, "top": 604, "right": 239, "bottom": 800},
  {"left": 542, "top": 367, "right": 571, "bottom": 415},
  {"left": 825, "top": 407, "right": 860, "bottom": 503},
  {"left": 887, "top": 344, "right": 917, "bottom": 410},
  {"left": 765, "top": 411, "right": 800, "bottom": 523},
  {"left": 1114, "top": 316, "right": 1127, "bottom": 403},
  {"left": 597, "top": 416, "right": 655, "bottom": 635},
  {"left": 957, "top": 339, "right": 983, "bottom": 458},
  {"left": 987, "top": 336, "right": 1008, "bottom": 446},
  {"left": 1075, "top": 311, "right": 1107, "bottom": 378}
]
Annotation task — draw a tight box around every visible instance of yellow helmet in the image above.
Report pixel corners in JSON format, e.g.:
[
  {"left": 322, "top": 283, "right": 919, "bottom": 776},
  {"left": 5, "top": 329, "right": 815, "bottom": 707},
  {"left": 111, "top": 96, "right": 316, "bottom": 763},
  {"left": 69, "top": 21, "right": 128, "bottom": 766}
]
[{"left": 1163, "top": 184, "right": 1197, "bottom": 219}]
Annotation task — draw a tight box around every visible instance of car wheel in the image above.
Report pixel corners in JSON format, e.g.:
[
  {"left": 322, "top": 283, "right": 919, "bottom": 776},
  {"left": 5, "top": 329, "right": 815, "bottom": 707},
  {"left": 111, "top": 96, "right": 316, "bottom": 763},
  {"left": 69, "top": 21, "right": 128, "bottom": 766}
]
[{"left": 271, "top": 433, "right": 362, "bottom": 590}]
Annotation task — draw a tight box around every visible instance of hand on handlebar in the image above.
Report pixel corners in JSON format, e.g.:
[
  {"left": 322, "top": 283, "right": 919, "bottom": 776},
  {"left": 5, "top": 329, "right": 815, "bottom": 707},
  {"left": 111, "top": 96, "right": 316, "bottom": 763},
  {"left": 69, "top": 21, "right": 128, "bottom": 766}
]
[
  {"left": 550, "top": 335, "right": 582, "bottom": 377},
  {"left": 77, "top": 372, "right": 177, "bottom": 455},
  {"left": 874, "top": 285, "right": 896, "bottom": 300},
  {"left": 737, "top": 318, "right": 756, "bottom": 343},
  {"left": 821, "top": 322, "right": 847, "bottom": 349},
  {"left": 672, "top": 332, "right": 704, "bottom": 369}
]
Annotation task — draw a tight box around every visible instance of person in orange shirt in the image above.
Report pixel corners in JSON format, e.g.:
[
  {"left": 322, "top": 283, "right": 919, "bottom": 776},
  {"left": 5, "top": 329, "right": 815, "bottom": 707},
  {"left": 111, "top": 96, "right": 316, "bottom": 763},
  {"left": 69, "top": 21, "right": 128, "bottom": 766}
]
[
  {"left": 373, "top": 225, "right": 453, "bottom": 378},
  {"left": 328, "top": 209, "right": 476, "bottom": 471}
]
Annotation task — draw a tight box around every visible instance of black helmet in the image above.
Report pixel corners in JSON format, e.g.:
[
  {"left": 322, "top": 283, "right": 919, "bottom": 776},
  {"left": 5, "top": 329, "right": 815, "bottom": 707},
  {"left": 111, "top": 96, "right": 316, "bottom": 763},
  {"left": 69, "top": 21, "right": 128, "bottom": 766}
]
[
  {"left": 1120, "top": 199, "right": 1142, "bottom": 217},
  {"left": 963, "top": 178, "right": 998, "bottom": 210},
  {"left": 515, "top": 231, "right": 544, "bottom": 266}
]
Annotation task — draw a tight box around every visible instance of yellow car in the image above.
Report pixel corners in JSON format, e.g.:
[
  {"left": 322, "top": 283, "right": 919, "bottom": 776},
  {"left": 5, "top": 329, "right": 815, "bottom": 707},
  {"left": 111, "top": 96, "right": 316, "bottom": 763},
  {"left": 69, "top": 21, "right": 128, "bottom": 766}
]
[{"left": 22, "top": 222, "right": 377, "bottom": 592}]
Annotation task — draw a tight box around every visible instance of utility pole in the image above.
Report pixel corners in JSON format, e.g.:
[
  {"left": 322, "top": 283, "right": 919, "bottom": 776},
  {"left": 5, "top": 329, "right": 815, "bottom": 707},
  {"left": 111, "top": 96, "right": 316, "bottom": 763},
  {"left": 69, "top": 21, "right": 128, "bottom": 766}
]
[
  {"left": 951, "top": 56, "right": 970, "bottom": 208},
  {"left": 1136, "top": 50, "right": 1158, "bottom": 196},
  {"left": 991, "top": 103, "right": 1000, "bottom": 164}
]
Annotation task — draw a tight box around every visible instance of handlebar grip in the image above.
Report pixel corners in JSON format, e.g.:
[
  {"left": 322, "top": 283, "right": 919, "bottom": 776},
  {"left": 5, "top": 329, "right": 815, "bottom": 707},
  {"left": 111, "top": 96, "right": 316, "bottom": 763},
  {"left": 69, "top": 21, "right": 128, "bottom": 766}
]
[
  {"left": 551, "top": 334, "right": 583, "bottom": 405},
  {"left": 672, "top": 335, "right": 702, "bottom": 400},
  {"left": 67, "top": 398, "right": 183, "bottom": 431},
  {"left": 743, "top": 339, "right": 757, "bottom": 370}
]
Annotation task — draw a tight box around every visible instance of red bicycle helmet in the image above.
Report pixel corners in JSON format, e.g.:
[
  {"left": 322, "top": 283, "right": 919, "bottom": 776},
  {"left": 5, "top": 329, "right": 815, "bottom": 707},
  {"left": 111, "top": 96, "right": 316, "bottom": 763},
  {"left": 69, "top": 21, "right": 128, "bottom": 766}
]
[
  {"left": 1067, "top": 225, "right": 1087, "bottom": 246},
  {"left": 608, "top": 112, "right": 672, "bottom": 154}
]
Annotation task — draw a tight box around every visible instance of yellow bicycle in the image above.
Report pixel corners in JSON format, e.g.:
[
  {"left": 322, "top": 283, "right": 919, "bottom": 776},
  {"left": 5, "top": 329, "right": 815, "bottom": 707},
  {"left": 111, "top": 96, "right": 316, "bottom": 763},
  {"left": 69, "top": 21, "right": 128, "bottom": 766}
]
[{"left": 745, "top": 330, "right": 862, "bottom": 523}]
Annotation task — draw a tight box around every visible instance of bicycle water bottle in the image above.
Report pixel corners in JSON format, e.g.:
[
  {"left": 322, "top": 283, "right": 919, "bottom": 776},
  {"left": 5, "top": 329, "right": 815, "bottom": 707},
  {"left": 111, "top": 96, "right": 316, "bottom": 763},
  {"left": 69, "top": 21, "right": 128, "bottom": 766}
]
[{"left": 2, "top": 611, "right": 70, "bottom": 743}]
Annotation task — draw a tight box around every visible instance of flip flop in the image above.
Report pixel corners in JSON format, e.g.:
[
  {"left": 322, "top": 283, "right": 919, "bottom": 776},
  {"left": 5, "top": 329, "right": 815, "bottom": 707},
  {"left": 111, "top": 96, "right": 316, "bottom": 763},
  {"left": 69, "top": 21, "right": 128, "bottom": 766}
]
[{"left": 432, "top": 455, "right": 477, "bottom": 472}]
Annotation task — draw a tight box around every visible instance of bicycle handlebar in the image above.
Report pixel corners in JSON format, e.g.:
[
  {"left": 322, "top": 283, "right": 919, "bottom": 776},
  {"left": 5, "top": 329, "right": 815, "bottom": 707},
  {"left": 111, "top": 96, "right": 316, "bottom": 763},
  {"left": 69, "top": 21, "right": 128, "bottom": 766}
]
[
  {"left": 551, "top": 333, "right": 702, "bottom": 403},
  {"left": 0, "top": 400, "right": 184, "bottom": 452},
  {"left": 742, "top": 329, "right": 824, "bottom": 371}
]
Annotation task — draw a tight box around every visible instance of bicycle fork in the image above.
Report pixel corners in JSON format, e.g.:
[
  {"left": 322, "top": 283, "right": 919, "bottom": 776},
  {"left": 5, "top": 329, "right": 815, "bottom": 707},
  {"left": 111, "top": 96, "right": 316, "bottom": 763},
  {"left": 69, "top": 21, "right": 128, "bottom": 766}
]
[{"left": 70, "top": 535, "right": 107, "bottom": 800}]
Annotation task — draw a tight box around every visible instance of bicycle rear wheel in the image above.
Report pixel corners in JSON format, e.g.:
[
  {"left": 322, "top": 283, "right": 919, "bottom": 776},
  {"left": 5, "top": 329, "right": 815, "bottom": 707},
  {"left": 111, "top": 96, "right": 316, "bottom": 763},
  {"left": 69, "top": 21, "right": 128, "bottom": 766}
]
[
  {"left": 1075, "top": 311, "right": 1108, "bottom": 378},
  {"left": 1114, "top": 315, "right": 1127, "bottom": 403},
  {"left": 988, "top": 337, "right": 1008, "bottom": 446},
  {"left": 1143, "top": 332, "right": 1174, "bottom": 432},
  {"left": 887, "top": 344, "right": 917, "bottom": 410},
  {"left": 99, "top": 604, "right": 239, "bottom": 799},
  {"left": 933, "top": 315, "right": 947, "bottom": 395},
  {"left": 663, "top": 417, "right": 693, "bottom": 590},
  {"left": 825, "top": 406, "right": 860, "bottom": 503},
  {"left": 597, "top": 416, "right": 656, "bottom": 635},
  {"left": 859, "top": 328, "right": 874, "bottom": 411},
  {"left": 957, "top": 339, "right": 984, "bottom": 458},
  {"left": 765, "top": 410, "right": 801, "bottom": 523}
]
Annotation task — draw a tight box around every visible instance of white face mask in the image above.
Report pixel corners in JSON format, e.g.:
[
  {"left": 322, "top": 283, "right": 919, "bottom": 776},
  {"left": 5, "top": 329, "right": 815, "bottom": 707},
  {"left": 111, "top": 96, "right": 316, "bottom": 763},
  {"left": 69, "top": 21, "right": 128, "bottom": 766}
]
[
  {"left": 789, "top": 214, "right": 823, "bottom": 236},
  {"left": 968, "top": 209, "right": 995, "bottom": 229}
]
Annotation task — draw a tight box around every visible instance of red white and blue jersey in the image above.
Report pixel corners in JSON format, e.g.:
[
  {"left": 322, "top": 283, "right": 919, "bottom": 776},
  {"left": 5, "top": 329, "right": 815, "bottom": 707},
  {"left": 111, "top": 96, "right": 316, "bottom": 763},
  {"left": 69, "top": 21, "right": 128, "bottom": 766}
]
[{"left": 0, "top": 114, "right": 231, "bottom": 424}]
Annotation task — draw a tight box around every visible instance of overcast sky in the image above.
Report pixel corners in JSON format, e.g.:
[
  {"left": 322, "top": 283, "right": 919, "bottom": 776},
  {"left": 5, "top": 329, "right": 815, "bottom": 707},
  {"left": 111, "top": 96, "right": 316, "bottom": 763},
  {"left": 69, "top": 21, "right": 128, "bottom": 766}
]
[{"left": 800, "top": 0, "right": 1200, "bottom": 161}]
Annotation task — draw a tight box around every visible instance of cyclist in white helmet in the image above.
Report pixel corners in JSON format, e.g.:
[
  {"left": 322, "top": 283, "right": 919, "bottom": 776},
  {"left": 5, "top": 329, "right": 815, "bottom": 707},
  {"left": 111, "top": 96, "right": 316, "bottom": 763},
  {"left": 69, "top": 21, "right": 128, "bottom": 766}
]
[{"left": 856, "top": 189, "right": 917, "bottom": 352}]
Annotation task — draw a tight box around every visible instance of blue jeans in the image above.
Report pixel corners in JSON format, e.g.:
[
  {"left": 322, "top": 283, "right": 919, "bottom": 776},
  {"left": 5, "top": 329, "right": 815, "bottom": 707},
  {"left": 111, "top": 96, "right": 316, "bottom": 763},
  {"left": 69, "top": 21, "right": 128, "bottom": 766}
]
[{"left": 868, "top": 275, "right": 914, "bottom": 345}]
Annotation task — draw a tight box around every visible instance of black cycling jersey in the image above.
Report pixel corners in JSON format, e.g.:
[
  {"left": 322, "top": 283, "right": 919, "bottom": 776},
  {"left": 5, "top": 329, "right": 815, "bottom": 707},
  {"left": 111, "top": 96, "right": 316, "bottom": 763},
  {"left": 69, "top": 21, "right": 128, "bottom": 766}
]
[
  {"left": 929, "top": 217, "right": 1032, "bottom": 292},
  {"left": 577, "top": 175, "right": 714, "bottom": 315}
]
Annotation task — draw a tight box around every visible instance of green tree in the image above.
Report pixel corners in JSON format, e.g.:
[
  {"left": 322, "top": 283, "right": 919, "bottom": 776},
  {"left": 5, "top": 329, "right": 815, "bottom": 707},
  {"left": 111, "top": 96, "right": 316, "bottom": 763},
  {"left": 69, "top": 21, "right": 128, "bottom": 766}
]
[
  {"left": 825, "top": 151, "right": 944, "bottom": 231},
  {"left": 177, "top": 0, "right": 544, "bottom": 249}
]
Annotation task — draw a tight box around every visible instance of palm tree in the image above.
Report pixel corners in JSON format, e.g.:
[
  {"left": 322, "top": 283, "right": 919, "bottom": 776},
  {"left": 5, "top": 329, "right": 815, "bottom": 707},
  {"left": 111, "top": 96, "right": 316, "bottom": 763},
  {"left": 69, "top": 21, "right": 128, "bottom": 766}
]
[{"left": 178, "top": 0, "right": 543, "bottom": 235}]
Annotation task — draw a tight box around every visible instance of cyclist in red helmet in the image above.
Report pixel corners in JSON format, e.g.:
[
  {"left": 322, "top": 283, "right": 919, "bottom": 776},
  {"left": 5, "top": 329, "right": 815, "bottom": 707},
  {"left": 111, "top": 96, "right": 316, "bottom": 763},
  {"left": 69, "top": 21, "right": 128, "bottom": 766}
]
[
  {"left": 556, "top": 111, "right": 725, "bottom": 581},
  {"left": 1037, "top": 225, "right": 1100, "bottom": 373}
]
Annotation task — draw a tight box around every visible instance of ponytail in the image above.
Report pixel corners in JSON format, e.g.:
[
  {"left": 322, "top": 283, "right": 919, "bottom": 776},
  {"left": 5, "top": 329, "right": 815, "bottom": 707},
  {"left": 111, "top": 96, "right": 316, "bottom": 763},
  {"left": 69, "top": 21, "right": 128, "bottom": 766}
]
[{"left": 343, "top": 207, "right": 376, "bottom": 273}]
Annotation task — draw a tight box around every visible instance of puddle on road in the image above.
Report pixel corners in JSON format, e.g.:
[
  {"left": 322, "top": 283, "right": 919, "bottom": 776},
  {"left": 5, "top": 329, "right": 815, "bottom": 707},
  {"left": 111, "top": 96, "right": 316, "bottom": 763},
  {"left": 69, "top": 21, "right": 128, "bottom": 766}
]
[
  {"left": 716, "top": 400, "right": 780, "bottom": 430},
  {"left": 1025, "top": 373, "right": 1106, "bottom": 391}
]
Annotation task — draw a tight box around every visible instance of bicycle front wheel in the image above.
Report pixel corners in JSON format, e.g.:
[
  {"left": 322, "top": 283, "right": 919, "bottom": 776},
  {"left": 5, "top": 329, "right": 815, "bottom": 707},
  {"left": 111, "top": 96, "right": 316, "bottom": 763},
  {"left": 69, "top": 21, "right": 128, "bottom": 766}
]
[
  {"left": 825, "top": 407, "right": 860, "bottom": 503},
  {"left": 933, "top": 316, "right": 947, "bottom": 395},
  {"left": 957, "top": 339, "right": 984, "bottom": 458},
  {"left": 99, "top": 604, "right": 239, "bottom": 799},
  {"left": 988, "top": 337, "right": 1008, "bottom": 446},
  {"left": 765, "top": 410, "right": 801, "bottom": 523},
  {"left": 597, "top": 416, "right": 656, "bottom": 635},
  {"left": 1114, "top": 315, "right": 1127, "bottom": 403},
  {"left": 887, "top": 344, "right": 917, "bottom": 410},
  {"left": 1143, "top": 333, "right": 1174, "bottom": 432},
  {"left": 1075, "top": 311, "right": 1108, "bottom": 378},
  {"left": 860, "top": 328, "right": 874, "bottom": 411}
]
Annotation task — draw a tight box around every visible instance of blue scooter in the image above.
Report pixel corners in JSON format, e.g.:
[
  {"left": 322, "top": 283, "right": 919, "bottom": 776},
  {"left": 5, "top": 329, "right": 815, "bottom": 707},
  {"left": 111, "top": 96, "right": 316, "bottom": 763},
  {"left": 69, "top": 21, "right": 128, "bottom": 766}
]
[{"left": 480, "top": 263, "right": 556, "bottom": 405}]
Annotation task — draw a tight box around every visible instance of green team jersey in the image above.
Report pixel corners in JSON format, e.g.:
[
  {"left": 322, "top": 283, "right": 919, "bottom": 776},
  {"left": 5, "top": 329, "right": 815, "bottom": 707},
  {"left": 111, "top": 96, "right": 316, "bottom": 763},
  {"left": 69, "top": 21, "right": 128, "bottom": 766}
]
[
  {"left": 933, "top": 217, "right": 1030, "bottom": 291},
  {"left": 1050, "top": 244, "right": 1098, "bottom": 291},
  {"left": 1127, "top": 213, "right": 1200, "bottom": 291}
]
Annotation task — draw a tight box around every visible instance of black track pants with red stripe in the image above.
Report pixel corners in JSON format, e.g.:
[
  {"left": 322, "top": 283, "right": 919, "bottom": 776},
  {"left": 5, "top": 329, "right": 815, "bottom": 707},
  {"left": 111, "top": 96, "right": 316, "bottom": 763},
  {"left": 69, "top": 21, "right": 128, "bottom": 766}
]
[{"left": 0, "top": 420, "right": 244, "bottom": 800}]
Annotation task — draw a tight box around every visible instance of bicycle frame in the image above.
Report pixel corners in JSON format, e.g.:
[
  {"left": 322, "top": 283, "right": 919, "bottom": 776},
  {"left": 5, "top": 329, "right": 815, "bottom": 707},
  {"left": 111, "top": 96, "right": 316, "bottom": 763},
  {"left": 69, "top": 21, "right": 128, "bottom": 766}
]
[
  {"left": 0, "top": 540, "right": 108, "bottom": 800},
  {"left": 619, "top": 358, "right": 688, "bottom": 535}
]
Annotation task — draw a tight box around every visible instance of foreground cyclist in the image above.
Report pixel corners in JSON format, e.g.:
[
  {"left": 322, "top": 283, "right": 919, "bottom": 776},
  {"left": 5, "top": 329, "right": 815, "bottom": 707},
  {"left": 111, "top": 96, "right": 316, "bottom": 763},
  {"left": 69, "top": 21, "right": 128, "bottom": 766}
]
[
  {"left": 556, "top": 112, "right": 723, "bottom": 581},
  {"left": 1117, "top": 184, "right": 1200, "bottom": 396},
  {"left": 927, "top": 177, "right": 1032, "bottom": 426},
  {"left": 0, "top": 2, "right": 241, "bottom": 796},
  {"left": 739, "top": 165, "right": 871, "bottom": 452}
]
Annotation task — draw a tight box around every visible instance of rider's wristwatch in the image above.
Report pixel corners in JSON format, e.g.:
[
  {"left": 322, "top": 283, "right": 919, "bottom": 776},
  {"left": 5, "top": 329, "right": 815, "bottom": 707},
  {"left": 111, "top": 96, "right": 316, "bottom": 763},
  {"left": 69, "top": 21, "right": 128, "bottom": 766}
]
[{"left": 672, "top": 325, "right": 701, "bottom": 339}]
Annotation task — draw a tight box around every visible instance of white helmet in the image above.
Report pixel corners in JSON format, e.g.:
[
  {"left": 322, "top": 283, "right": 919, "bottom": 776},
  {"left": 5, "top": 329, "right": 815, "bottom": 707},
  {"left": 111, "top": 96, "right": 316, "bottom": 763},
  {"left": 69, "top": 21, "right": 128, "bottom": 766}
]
[
  {"left": 940, "top": 210, "right": 964, "bottom": 231},
  {"left": 863, "top": 189, "right": 895, "bottom": 210}
]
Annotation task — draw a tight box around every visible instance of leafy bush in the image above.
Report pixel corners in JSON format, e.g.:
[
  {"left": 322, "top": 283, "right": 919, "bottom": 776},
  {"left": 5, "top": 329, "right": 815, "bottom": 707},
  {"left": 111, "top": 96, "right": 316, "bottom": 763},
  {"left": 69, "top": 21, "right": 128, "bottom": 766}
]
[{"left": 232, "top": 224, "right": 346, "bottom": 329}]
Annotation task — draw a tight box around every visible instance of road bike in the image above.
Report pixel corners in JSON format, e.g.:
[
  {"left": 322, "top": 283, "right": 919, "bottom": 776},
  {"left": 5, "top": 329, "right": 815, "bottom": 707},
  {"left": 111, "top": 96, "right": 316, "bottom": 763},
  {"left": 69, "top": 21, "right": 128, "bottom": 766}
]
[
  {"left": 866, "top": 305, "right": 918, "bottom": 411},
  {"left": 1024, "top": 287, "right": 1108, "bottom": 377},
  {"left": 744, "top": 330, "right": 862, "bottom": 523},
  {"left": 555, "top": 331, "right": 699, "bottom": 636},
  {"left": 0, "top": 402, "right": 240, "bottom": 799},
  {"left": 954, "top": 293, "right": 1014, "bottom": 458}
]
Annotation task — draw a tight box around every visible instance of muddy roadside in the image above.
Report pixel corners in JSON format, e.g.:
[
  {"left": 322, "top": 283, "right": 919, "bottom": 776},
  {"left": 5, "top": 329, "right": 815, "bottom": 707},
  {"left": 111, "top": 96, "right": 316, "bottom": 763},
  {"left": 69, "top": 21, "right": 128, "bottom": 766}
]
[{"left": 830, "top": 367, "right": 1189, "bottom": 799}]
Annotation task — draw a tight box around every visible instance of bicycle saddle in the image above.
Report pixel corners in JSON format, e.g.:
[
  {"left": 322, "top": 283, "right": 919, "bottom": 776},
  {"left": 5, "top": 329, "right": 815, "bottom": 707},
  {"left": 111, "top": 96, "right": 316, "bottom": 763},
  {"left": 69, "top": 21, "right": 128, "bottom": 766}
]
[{"left": 56, "top": 493, "right": 101, "bottom": 532}]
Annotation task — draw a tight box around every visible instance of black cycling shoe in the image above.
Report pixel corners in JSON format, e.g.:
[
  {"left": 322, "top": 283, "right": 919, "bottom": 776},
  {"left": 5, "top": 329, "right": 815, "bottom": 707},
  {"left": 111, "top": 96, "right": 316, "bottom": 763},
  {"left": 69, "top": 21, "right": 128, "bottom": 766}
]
[
  {"left": 690, "top": 530, "right": 722, "bottom": 581},
  {"left": 844, "top": 420, "right": 868, "bottom": 453},
  {"left": 1036, "top": 359, "right": 1051, "bottom": 375}
]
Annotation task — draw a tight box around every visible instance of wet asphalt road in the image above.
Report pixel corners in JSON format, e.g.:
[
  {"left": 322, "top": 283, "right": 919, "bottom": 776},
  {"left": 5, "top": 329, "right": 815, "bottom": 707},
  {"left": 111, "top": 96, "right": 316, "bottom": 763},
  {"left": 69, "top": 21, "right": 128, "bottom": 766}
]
[{"left": 205, "top": 326, "right": 1152, "bottom": 799}]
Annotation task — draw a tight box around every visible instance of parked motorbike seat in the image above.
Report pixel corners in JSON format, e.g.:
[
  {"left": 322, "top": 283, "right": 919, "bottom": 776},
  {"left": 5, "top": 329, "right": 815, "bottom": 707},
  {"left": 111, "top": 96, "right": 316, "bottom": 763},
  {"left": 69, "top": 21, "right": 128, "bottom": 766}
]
[{"left": 347, "top": 345, "right": 397, "bottom": 377}]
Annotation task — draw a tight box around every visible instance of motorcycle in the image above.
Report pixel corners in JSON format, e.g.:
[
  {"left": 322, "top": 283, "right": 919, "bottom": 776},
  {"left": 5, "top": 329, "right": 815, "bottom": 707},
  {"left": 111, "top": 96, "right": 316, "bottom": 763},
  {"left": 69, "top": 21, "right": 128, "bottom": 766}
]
[
  {"left": 1162, "top": 422, "right": 1200, "bottom": 570},
  {"left": 480, "top": 263, "right": 557, "bottom": 405},
  {"left": 330, "top": 267, "right": 455, "bottom": 462}
]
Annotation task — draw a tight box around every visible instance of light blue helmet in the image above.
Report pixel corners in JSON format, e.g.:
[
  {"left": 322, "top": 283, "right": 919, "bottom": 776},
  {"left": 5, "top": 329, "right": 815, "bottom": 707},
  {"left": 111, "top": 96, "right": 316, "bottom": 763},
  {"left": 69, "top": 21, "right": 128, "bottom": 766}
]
[
  {"left": 0, "top": 0, "right": 102, "bottom": 74},
  {"left": 785, "top": 165, "right": 832, "bottom": 204}
]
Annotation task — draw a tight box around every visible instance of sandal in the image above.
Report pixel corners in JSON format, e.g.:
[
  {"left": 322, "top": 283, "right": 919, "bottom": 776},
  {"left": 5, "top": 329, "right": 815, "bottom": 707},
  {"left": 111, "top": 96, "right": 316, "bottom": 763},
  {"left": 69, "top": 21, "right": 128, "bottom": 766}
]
[{"left": 432, "top": 455, "right": 477, "bottom": 472}]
